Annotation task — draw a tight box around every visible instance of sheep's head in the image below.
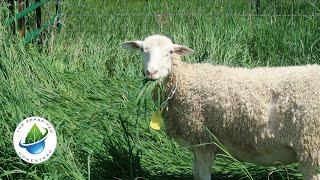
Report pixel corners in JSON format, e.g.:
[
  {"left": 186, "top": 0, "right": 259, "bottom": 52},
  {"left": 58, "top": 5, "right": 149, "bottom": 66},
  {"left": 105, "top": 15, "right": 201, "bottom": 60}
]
[{"left": 122, "top": 35, "right": 194, "bottom": 80}]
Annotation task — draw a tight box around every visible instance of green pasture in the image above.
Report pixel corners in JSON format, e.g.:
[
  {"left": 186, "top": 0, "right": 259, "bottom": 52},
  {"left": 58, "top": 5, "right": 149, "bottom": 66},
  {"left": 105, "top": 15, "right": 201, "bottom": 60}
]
[{"left": 0, "top": 0, "right": 319, "bottom": 179}]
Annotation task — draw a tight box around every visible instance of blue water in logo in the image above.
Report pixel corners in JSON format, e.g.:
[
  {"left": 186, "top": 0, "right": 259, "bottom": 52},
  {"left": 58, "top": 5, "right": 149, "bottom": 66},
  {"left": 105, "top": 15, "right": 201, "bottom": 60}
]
[{"left": 19, "top": 136, "right": 47, "bottom": 154}]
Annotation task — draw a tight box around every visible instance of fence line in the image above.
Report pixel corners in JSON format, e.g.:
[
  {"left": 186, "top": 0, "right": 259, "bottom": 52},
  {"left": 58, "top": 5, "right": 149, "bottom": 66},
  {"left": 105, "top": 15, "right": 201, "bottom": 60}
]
[
  {"left": 4, "top": 0, "right": 62, "bottom": 45},
  {"left": 62, "top": 13, "right": 320, "bottom": 17}
]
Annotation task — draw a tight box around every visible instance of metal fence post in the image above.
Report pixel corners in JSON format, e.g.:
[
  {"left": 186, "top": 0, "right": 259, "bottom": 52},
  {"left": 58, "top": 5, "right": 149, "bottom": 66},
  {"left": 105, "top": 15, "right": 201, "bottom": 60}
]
[
  {"left": 18, "top": 0, "right": 26, "bottom": 37},
  {"left": 35, "top": 0, "right": 42, "bottom": 43},
  {"left": 55, "top": 0, "right": 61, "bottom": 31},
  {"left": 256, "top": 0, "right": 261, "bottom": 15},
  {"left": 8, "top": 0, "right": 15, "bottom": 34}
]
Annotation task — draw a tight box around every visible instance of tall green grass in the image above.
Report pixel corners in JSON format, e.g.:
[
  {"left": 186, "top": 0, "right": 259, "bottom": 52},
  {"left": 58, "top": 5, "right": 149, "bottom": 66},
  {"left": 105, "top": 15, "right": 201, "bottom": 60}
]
[{"left": 0, "top": 0, "right": 319, "bottom": 179}]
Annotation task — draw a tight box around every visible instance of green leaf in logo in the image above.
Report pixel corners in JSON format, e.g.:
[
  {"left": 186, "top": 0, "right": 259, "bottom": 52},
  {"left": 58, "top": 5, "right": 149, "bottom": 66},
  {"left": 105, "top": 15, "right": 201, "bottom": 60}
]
[{"left": 25, "top": 123, "right": 48, "bottom": 144}]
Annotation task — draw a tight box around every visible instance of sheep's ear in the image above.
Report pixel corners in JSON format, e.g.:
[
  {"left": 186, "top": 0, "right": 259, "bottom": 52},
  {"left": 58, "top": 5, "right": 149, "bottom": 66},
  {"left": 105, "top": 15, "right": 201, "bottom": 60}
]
[
  {"left": 122, "top": 41, "right": 143, "bottom": 50},
  {"left": 173, "top": 44, "right": 194, "bottom": 56}
]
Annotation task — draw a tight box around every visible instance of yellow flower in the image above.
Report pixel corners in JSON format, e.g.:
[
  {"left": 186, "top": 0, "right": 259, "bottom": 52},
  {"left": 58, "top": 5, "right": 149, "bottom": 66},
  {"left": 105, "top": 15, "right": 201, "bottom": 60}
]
[{"left": 150, "top": 109, "right": 163, "bottom": 130}]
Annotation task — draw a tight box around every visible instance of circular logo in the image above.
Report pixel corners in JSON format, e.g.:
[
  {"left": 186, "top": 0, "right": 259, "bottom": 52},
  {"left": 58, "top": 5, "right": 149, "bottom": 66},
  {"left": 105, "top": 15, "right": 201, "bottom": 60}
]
[{"left": 13, "top": 117, "right": 57, "bottom": 164}]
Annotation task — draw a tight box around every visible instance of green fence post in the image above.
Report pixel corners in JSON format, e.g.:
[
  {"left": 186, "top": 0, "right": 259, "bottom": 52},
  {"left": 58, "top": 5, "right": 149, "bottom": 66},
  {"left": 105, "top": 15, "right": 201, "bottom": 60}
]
[
  {"left": 4, "top": 0, "right": 61, "bottom": 45},
  {"left": 23, "top": 15, "right": 56, "bottom": 44}
]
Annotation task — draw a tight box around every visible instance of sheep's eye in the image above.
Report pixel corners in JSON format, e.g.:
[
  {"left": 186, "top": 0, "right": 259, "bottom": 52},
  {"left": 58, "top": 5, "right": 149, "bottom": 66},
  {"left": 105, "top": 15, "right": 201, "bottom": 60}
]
[{"left": 169, "top": 50, "right": 174, "bottom": 54}]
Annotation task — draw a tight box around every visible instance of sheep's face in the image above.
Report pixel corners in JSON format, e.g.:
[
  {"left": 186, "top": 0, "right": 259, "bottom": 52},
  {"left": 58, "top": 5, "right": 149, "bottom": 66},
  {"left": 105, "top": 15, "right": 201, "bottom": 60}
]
[{"left": 122, "top": 35, "right": 193, "bottom": 80}]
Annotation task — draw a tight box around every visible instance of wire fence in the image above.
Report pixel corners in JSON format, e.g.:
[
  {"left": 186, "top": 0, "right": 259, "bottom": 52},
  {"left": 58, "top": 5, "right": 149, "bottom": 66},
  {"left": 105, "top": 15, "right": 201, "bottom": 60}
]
[
  {"left": 62, "top": 13, "right": 320, "bottom": 17},
  {"left": 58, "top": 12, "right": 320, "bottom": 35},
  {"left": 3, "top": 1, "right": 319, "bottom": 41}
]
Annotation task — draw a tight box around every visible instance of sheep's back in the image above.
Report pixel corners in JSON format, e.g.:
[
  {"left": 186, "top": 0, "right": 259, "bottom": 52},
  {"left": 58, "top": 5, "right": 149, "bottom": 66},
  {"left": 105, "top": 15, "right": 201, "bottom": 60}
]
[{"left": 165, "top": 61, "right": 320, "bottom": 164}]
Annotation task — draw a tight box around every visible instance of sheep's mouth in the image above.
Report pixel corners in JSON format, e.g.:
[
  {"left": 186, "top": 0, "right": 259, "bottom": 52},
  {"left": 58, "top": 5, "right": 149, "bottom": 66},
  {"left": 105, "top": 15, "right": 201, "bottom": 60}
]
[
  {"left": 147, "top": 76, "right": 159, "bottom": 80},
  {"left": 143, "top": 77, "right": 164, "bottom": 84},
  {"left": 145, "top": 77, "right": 158, "bottom": 81},
  {"left": 143, "top": 72, "right": 160, "bottom": 81}
]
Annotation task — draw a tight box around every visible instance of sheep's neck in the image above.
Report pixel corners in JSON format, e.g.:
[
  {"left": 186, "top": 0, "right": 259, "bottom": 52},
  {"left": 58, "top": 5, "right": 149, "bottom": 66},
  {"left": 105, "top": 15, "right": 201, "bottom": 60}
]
[
  {"left": 152, "top": 54, "right": 182, "bottom": 107},
  {"left": 166, "top": 54, "right": 183, "bottom": 88}
]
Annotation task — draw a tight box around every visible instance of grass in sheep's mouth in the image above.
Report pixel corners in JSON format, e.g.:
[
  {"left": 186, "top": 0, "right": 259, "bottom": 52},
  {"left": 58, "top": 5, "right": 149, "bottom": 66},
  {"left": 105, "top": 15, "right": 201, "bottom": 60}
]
[
  {"left": 136, "top": 78, "right": 166, "bottom": 130},
  {"left": 136, "top": 78, "right": 165, "bottom": 111}
]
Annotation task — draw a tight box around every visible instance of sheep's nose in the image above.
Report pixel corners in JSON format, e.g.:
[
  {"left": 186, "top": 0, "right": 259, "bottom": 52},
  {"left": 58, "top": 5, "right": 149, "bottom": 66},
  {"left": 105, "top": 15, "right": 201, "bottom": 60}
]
[{"left": 146, "top": 70, "right": 158, "bottom": 76}]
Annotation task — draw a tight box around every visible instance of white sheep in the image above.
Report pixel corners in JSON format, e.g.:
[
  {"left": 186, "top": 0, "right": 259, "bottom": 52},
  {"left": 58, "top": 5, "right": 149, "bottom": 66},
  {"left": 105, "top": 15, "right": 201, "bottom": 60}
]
[{"left": 122, "top": 34, "right": 320, "bottom": 180}]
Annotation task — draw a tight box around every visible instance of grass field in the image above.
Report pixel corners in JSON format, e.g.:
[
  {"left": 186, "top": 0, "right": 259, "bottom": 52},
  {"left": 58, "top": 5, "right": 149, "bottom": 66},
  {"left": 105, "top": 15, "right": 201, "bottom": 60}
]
[{"left": 0, "top": 0, "right": 320, "bottom": 179}]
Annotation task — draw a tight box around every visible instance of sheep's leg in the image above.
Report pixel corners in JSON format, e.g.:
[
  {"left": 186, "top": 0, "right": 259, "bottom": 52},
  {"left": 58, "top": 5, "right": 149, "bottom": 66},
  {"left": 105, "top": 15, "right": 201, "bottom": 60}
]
[
  {"left": 193, "top": 149, "right": 214, "bottom": 180},
  {"left": 193, "top": 153, "right": 199, "bottom": 178},
  {"left": 300, "top": 164, "right": 320, "bottom": 180}
]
